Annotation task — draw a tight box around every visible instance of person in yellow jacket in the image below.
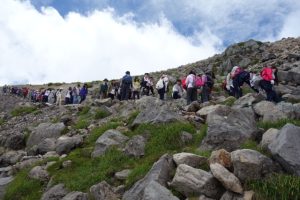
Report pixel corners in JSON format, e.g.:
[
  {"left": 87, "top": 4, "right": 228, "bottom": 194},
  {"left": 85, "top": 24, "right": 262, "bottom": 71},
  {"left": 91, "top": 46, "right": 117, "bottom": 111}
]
[{"left": 132, "top": 77, "right": 141, "bottom": 100}]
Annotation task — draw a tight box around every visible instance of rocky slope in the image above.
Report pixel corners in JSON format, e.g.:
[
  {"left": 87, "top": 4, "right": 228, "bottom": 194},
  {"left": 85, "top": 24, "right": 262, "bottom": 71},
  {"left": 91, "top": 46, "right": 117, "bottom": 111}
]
[{"left": 0, "top": 37, "right": 300, "bottom": 200}]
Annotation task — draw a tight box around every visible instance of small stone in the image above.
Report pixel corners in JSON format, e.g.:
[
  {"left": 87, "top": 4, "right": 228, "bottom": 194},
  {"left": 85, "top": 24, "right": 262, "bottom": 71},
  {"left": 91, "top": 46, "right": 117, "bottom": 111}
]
[
  {"left": 209, "top": 149, "right": 232, "bottom": 168},
  {"left": 62, "top": 160, "right": 72, "bottom": 168},
  {"left": 115, "top": 169, "right": 132, "bottom": 180}
]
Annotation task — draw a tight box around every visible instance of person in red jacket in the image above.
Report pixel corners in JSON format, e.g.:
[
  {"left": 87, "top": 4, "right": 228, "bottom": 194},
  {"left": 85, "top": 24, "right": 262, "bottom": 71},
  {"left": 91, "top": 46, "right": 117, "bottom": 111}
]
[{"left": 259, "top": 65, "right": 279, "bottom": 102}]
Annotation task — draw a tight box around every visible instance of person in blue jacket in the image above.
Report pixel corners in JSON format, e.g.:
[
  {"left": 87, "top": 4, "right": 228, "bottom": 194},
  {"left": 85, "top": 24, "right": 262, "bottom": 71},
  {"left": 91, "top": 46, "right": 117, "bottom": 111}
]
[
  {"left": 79, "top": 83, "right": 88, "bottom": 103},
  {"left": 121, "top": 71, "right": 133, "bottom": 101}
]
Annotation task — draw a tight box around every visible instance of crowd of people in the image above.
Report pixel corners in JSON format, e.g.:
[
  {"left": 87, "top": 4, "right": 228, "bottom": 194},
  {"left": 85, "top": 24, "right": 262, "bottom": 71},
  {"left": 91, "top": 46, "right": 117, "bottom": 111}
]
[{"left": 1, "top": 65, "right": 280, "bottom": 107}]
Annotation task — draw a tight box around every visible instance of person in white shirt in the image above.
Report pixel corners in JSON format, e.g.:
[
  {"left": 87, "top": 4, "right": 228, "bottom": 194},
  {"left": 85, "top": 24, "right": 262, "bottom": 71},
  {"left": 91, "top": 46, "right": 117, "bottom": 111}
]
[
  {"left": 186, "top": 70, "right": 197, "bottom": 105},
  {"left": 172, "top": 79, "right": 184, "bottom": 99}
]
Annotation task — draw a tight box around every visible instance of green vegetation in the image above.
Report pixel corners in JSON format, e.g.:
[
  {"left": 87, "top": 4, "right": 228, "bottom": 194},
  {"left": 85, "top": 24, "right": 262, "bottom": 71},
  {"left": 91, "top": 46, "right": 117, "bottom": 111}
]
[
  {"left": 46, "top": 122, "right": 197, "bottom": 192},
  {"left": 126, "top": 110, "right": 139, "bottom": 125},
  {"left": 221, "top": 96, "right": 236, "bottom": 107},
  {"left": 258, "top": 119, "right": 300, "bottom": 131},
  {"left": 11, "top": 106, "right": 37, "bottom": 117},
  {"left": 246, "top": 174, "right": 300, "bottom": 200},
  {"left": 47, "top": 82, "right": 63, "bottom": 87},
  {"left": 74, "top": 119, "right": 89, "bottom": 130},
  {"left": 78, "top": 106, "right": 91, "bottom": 116},
  {"left": 240, "top": 139, "right": 270, "bottom": 157},
  {"left": 0, "top": 118, "right": 4, "bottom": 126},
  {"left": 94, "top": 108, "right": 111, "bottom": 120},
  {"left": 4, "top": 169, "right": 44, "bottom": 200}
]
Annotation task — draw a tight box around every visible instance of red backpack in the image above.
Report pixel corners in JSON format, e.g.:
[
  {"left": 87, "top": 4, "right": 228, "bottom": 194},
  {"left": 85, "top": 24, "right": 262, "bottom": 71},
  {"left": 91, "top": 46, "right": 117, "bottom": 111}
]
[
  {"left": 261, "top": 67, "right": 273, "bottom": 81},
  {"left": 181, "top": 78, "right": 187, "bottom": 90},
  {"left": 195, "top": 76, "right": 204, "bottom": 87}
]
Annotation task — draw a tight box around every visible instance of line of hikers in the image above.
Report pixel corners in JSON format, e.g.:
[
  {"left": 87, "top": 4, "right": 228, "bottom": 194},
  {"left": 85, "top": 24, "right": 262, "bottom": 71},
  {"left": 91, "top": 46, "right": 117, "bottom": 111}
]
[
  {"left": 1, "top": 65, "right": 280, "bottom": 107},
  {"left": 222, "top": 65, "right": 279, "bottom": 102},
  {"left": 2, "top": 84, "right": 89, "bottom": 106}
]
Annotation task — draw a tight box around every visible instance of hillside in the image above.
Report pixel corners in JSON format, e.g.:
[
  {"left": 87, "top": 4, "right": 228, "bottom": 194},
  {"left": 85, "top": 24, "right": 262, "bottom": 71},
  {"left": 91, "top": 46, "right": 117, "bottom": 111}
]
[{"left": 0, "top": 37, "right": 300, "bottom": 200}]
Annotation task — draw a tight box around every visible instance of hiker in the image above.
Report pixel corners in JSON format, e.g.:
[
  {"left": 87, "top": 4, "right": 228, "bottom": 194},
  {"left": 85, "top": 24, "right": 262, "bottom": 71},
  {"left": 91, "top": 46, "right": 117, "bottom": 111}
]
[
  {"left": 48, "top": 89, "right": 55, "bottom": 104},
  {"left": 72, "top": 84, "right": 80, "bottom": 104},
  {"left": 224, "top": 72, "right": 234, "bottom": 96},
  {"left": 172, "top": 79, "right": 184, "bottom": 99},
  {"left": 100, "top": 79, "right": 109, "bottom": 99},
  {"left": 204, "top": 71, "right": 214, "bottom": 101},
  {"left": 231, "top": 66, "right": 258, "bottom": 98},
  {"left": 56, "top": 88, "right": 62, "bottom": 106},
  {"left": 132, "top": 77, "right": 141, "bottom": 100},
  {"left": 79, "top": 84, "right": 88, "bottom": 103},
  {"left": 141, "top": 73, "right": 150, "bottom": 96},
  {"left": 65, "top": 87, "right": 72, "bottom": 104},
  {"left": 121, "top": 71, "right": 132, "bottom": 101},
  {"left": 186, "top": 70, "right": 197, "bottom": 105},
  {"left": 259, "top": 65, "right": 279, "bottom": 102},
  {"left": 195, "top": 72, "right": 209, "bottom": 103},
  {"left": 148, "top": 77, "right": 155, "bottom": 96},
  {"left": 156, "top": 75, "right": 166, "bottom": 100}
]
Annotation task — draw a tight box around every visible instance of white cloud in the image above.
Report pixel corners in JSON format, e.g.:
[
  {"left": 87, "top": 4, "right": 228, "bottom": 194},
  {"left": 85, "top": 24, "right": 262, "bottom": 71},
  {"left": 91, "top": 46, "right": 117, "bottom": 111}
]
[{"left": 0, "top": 0, "right": 221, "bottom": 85}]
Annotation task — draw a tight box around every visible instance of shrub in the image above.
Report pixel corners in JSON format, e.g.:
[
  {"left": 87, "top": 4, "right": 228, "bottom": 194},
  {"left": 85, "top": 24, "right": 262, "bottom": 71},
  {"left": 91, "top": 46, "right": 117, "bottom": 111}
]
[
  {"left": 0, "top": 118, "right": 4, "bottom": 126},
  {"left": 94, "top": 109, "right": 110, "bottom": 120},
  {"left": 74, "top": 119, "right": 89, "bottom": 130},
  {"left": 246, "top": 174, "right": 300, "bottom": 200},
  {"left": 78, "top": 106, "right": 90, "bottom": 116},
  {"left": 11, "top": 106, "right": 37, "bottom": 117}
]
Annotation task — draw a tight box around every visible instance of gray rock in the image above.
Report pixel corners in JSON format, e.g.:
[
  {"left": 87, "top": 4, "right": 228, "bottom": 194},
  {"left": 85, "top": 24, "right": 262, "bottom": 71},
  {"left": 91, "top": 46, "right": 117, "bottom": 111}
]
[
  {"left": 90, "top": 181, "right": 119, "bottom": 200},
  {"left": 0, "top": 166, "right": 13, "bottom": 178},
  {"left": 56, "top": 135, "right": 83, "bottom": 155},
  {"left": 253, "top": 101, "right": 276, "bottom": 116},
  {"left": 142, "top": 181, "right": 179, "bottom": 200},
  {"left": 27, "top": 123, "right": 65, "bottom": 148},
  {"left": 28, "top": 166, "right": 49, "bottom": 182},
  {"left": 180, "top": 131, "right": 193, "bottom": 144},
  {"left": 232, "top": 93, "right": 263, "bottom": 109},
  {"left": 260, "top": 128, "right": 279, "bottom": 150},
  {"left": 133, "top": 96, "right": 184, "bottom": 126},
  {"left": 173, "top": 152, "right": 207, "bottom": 168},
  {"left": 123, "top": 154, "right": 175, "bottom": 200},
  {"left": 37, "top": 138, "right": 56, "bottom": 155},
  {"left": 231, "top": 149, "right": 276, "bottom": 182},
  {"left": 13, "top": 156, "right": 43, "bottom": 171},
  {"left": 92, "top": 129, "right": 128, "bottom": 158},
  {"left": 124, "top": 135, "right": 146, "bottom": 158},
  {"left": 62, "top": 191, "right": 88, "bottom": 200},
  {"left": 4, "top": 132, "right": 25, "bottom": 150},
  {"left": 0, "top": 176, "right": 14, "bottom": 200},
  {"left": 41, "top": 184, "right": 68, "bottom": 200},
  {"left": 196, "top": 105, "right": 226, "bottom": 117},
  {"left": 200, "top": 106, "right": 258, "bottom": 151},
  {"left": 0, "top": 150, "right": 26, "bottom": 167},
  {"left": 115, "top": 169, "right": 132, "bottom": 180},
  {"left": 269, "top": 124, "right": 300, "bottom": 175},
  {"left": 210, "top": 163, "right": 243, "bottom": 194},
  {"left": 170, "top": 164, "right": 223, "bottom": 199},
  {"left": 185, "top": 101, "right": 201, "bottom": 112}
]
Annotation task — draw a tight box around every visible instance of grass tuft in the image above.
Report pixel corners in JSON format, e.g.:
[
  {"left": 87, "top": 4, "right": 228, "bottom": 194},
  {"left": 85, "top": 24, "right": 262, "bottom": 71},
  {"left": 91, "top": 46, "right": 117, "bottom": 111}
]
[
  {"left": 11, "top": 106, "right": 37, "bottom": 117},
  {"left": 94, "top": 109, "right": 110, "bottom": 120},
  {"left": 74, "top": 119, "right": 89, "bottom": 130},
  {"left": 258, "top": 119, "right": 300, "bottom": 130},
  {"left": 246, "top": 173, "right": 300, "bottom": 200}
]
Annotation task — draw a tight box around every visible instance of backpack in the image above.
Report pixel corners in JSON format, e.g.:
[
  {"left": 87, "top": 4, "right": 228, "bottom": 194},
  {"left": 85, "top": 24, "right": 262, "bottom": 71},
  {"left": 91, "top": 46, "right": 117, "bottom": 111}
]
[
  {"left": 195, "top": 76, "right": 205, "bottom": 87},
  {"left": 205, "top": 74, "right": 214, "bottom": 89},
  {"left": 260, "top": 67, "right": 273, "bottom": 81},
  {"left": 181, "top": 78, "right": 187, "bottom": 90},
  {"left": 156, "top": 79, "right": 164, "bottom": 90},
  {"left": 231, "top": 66, "right": 243, "bottom": 78}
]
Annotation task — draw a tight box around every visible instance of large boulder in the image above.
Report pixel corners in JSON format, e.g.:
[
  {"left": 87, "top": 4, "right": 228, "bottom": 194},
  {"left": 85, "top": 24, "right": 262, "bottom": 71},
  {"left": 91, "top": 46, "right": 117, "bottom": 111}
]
[
  {"left": 41, "top": 184, "right": 68, "bottom": 200},
  {"left": 123, "top": 154, "right": 175, "bottom": 200},
  {"left": 90, "top": 181, "right": 119, "bottom": 200},
  {"left": 173, "top": 153, "right": 207, "bottom": 168},
  {"left": 269, "top": 124, "right": 300, "bottom": 176},
  {"left": 196, "top": 105, "right": 225, "bottom": 117},
  {"left": 4, "top": 132, "right": 26, "bottom": 150},
  {"left": 92, "top": 129, "right": 128, "bottom": 158},
  {"left": 260, "top": 128, "right": 279, "bottom": 150},
  {"left": 27, "top": 123, "right": 65, "bottom": 148},
  {"left": 210, "top": 163, "right": 243, "bottom": 194},
  {"left": 132, "top": 96, "right": 184, "bottom": 126},
  {"left": 232, "top": 93, "right": 264, "bottom": 109},
  {"left": 62, "top": 192, "right": 88, "bottom": 200},
  {"left": 142, "top": 181, "right": 179, "bottom": 200},
  {"left": 170, "top": 164, "right": 223, "bottom": 199},
  {"left": 231, "top": 149, "right": 277, "bottom": 182},
  {"left": 0, "top": 150, "right": 26, "bottom": 167},
  {"left": 124, "top": 135, "right": 147, "bottom": 158},
  {"left": 200, "top": 106, "right": 258, "bottom": 151},
  {"left": 55, "top": 135, "right": 83, "bottom": 155},
  {"left": 37, "top": 138, "right": 56, "bottom": 155}
]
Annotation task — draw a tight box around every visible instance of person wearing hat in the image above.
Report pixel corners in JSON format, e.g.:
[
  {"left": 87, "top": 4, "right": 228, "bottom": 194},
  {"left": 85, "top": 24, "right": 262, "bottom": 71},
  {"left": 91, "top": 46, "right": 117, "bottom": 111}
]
[
  {"left": 121, "top": 71, "right": 133, "bottom": 100},
  {"left": 100, "top": 78, "right": 109, "bottom": 99}
]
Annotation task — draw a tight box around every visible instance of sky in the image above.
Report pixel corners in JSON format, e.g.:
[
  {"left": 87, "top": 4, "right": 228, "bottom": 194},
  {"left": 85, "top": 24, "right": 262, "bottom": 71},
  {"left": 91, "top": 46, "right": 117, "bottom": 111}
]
[{"left": 0, "top": 0, "right": 300, "bottom": 85}]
